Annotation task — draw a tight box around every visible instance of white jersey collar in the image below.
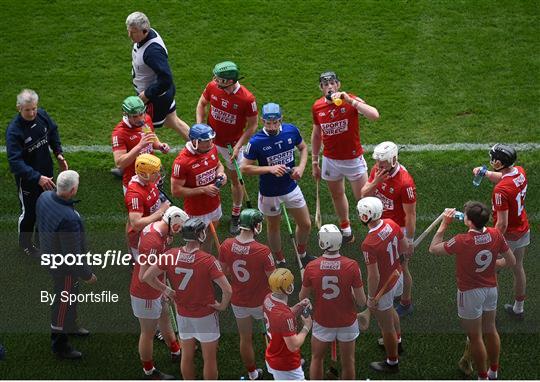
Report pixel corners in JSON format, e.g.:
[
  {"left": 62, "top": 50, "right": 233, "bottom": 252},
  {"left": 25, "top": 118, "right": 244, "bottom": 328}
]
[
  {"left": 368, "top": 220, "right": 384, "bottom": 233},
  {"left": 501, "top": 167, "right": 518, "bottom": 178}
]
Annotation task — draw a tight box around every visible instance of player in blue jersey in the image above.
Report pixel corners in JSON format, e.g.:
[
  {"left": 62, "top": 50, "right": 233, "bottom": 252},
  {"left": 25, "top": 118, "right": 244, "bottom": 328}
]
[{"left": 241, "top": 103, "right": 315, "bottom": 267}]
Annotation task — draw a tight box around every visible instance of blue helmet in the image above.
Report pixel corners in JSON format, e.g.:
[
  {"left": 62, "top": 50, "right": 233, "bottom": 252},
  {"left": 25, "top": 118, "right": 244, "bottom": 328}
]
[
  {"left": 262, "top": 103, "right": 282, "bottom": 120},
  {"left": 189, "top": 123, "right": 216, "bottom": 141}
]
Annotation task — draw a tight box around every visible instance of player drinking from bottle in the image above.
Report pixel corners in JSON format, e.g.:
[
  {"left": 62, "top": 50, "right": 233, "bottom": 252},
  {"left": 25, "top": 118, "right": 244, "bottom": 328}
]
[
  {"left": 143, "top": 218, "right": 232, "bottom": 380},
  {"left": 218, "top": 208, "right": 276, "bottom": 380},
  {"left": 130, "top": 206, "right": 188, "bottom": 379},
  {"left": 264, "top": 268, "right": 312, "bottom": 380},
  {"left": 196, "top": 61, "right": 258, "bottom": 235},
  {"left": 299, "top": 224, "right": 366, "bottom": 379},
  {"left": 311, "top": 71, "right": 379, "bottom": 244},
  {"left": 358, "top": 197, "right": 410, "bottom": 373},
  {"left": 429, "top": 202, "right": 515, "bottom": 380},
  {"left": 241, "top": 103, "right": 314, "bottom": 267},
  {"left": 361, "top": 141, "right": 416, "bottom": 317}
]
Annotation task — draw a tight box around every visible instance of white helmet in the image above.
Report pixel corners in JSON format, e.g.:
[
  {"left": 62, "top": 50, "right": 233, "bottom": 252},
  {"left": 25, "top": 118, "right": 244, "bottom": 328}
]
[
  {"left": 163, "top": 206, "right": 189, "bottom": 234},
  {"left": 318, "top": 224, "right": 342, "bottom": 252},
  {"left": 373, "top": 141, "right": 398, "bottom": 166},
  {"left": 356, "top": 197, "right": 383, "bottom": 224}
]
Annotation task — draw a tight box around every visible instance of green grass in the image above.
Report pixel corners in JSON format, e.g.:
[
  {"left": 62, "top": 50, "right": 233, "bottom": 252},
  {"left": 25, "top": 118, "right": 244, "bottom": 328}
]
[{"left": 1, "top": 0, "right": 539, "bottom": 379}]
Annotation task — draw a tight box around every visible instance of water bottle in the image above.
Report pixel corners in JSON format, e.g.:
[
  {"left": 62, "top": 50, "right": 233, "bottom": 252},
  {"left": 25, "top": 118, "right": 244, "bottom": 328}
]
[
  {"left": 453, "top": 211, "right": 465, "bottom": 221},
  {"left": 326, "top": 91, "right": 343, "bottom": 106},
  {"left": 214, "top": 175, "right": 224, "bottom": 189},
  {"left": 142, "top": 124, "right": 156, "bottom": 142},
  {"left": 472, "top": 165, "right": 487, "bottom": 187}
]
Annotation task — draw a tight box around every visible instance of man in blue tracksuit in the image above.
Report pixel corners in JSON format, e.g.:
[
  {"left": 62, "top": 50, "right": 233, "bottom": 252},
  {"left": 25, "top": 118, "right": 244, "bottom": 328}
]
[
  {"left": 241, "top": 103, "right": 315, "bottom": 268},
  {"left": 6, "top": 89, "right": 68, "bottom": 256},
  {"left": 37, "top": 170, "right": 96, "bottom": 359}
]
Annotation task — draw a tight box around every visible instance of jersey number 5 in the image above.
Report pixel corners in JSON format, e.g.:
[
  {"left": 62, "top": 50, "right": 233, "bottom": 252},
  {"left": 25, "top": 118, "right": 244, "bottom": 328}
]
[{"left": 322, "top": 275, "right": 340, "bottom": 300}]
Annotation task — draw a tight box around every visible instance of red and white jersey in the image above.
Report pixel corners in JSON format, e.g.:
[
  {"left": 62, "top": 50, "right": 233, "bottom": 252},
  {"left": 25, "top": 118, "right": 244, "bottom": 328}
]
[
  {"left": 218, "top": 238, "right": 275, "bottom": 308},
  {"left": 302, "top": 254, "right": 363, "bottom": 328},
  {"left": 111, "top": 115, "right": 155, "bottom": 187},
  {"left": 311, "top": 93, "right": 363, "bottom": 160},
  {"left": 263, "top": 293, "right": 302, "bottom": 371},
  {"left": 130, "top": 222, "right": 168, "bottom": 299},
  {"left": 201, "top": 81, "right": 258, "bottom": 147},
  {"left": 361, "top": 219, "right": 404, "bottom": 295},
  {"left": 444, "top": 227, "right": 509, "bottom": 291},
  {"left": 492, "top": 166, "right": 529, "bottom": 240},
  {"left": 159, "top": 247, "right": 225, "bottom": 318},
  {"left": 369, "top": 164, "right": 417, "bottom": 227},
  {"left": 125, "top": 176, "right": 162, "bottom": 248},
  {"left": 171, "top": 143, "right": 221, "bottom": 216}
]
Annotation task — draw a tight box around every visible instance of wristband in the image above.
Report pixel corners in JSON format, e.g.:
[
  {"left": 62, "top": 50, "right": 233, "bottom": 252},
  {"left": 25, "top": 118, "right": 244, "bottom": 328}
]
[
  {"left": 406, "top": 237, "right": 414, "bottom": 244},
  {"left": 301, "top": 325, "right": 311, "bottom": 333},
  {"left": 312, "top": 161, "right": 319, "bottom": 165},
  {"left": 351, "top": 100, "right": 359, "bottom": 108}
]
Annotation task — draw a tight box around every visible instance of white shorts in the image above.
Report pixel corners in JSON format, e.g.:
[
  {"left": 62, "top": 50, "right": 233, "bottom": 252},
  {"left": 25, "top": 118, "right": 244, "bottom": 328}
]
[
  {"left": 312, "top": 319, "right": 360, "bottom": 342},
  {"left": 507, "top": 230, "right": 530, "bottom": 251},
  {"left": 131, "top": 295, "right": 163, "bottom": 320},
  {"left": 321, "top": 155, "right": 368, "bottom": 182},
  {"left": 131, "top": 247, "right": 140, "bottom": 262},
  {"left": 177, "top": 312, "right": 220, "bottom": 343},
  {"left": 216, "top": 144, "right": 244, "bottom": 171},
  {"left": 266, "top": 362, "right": 305, "bottom": 380},
  {"left": 258, "top": 186, "right": 307, "bottom": 217},
  {"left": 377, "top": 272, "right": 404, "bottom": 311},
  {"left": 231, "top": 304, "right": 264, "bottom": 320},
  {"left": 457, "top": 287, "right": 498, "bottom": 320},
  {"left": 190, "top": 205, "right": 222, "bottom": 227}
]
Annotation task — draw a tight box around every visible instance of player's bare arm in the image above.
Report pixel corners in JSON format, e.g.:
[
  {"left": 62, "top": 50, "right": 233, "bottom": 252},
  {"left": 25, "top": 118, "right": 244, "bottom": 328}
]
[
  {"left": 403, "top": 202, "right": 417, "bottom": 255},
  {"left": 231, "top": 115, "right": 258, "bottom": 161},
  {"left": 216, "top": 162, "right": 227, "bottom": 186},
  {"left": 291, "top": 141, "right": 308, "bottom": 180},
  {"left": 473, "top": 166, "right": 503, "bottom": 184},
  {"left": 366, "top": 263, "right": 380, "bottom": 308},
  {"left": 340, "top": 92, "right": 380, "bottom": 120},
  {"left": 56, "top": 153, "right": 69, "bottom": 172},
  {"left": 361, "top": 167, "right": 390, "bottom": 197},
  {"left": 428, "top": 208, "right": 455, "bottom": 255},
  {"left": 113, "top": 134, "right": 155, "bottom": 169},
  {"left": 291, "top": 298, "right": 311, "bottom": 316},
  {"left": 208, "top": 275, "right": 232, "bottom": 311},
  {"left": 283, "top": 313, "right": 313, "bottom": 352},
  {"left": 310, "top": 123, "right": 322, "bottom": 180},
  {"left": 298, "top": 285, "right": 312, "bottom": 301},
  {"left": 195, "top": 94, "right": 209, "bottom": 124},
  {"left": 496, "top": 248, "right": 516, "bottom": 270},
  {"left": 353, "top": 286, "right": 367, "bottom": 307},
  {"left": 240, "top": 158, "right": 288, "bottom": 177},
  {"left": 142, "top": 264, "right": 174, "bottom": 297},
  {"left": 495, "top": 210, "right": 509, "bottom": 235},
  {"left": 128, "top": 202, "right": 169, "bottom": 231}
]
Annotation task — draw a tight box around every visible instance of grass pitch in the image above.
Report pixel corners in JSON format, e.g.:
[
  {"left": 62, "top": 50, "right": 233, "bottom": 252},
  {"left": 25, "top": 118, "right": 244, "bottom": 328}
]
[{"left": 1, "top": 0, "right": 538, "bottom": 379}]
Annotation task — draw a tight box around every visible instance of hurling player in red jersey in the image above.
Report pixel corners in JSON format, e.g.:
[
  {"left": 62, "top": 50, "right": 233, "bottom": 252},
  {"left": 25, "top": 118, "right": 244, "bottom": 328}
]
[
  {"left": 299, "top": 224, "right": 366, "bottom": 380},
  {"left": 130, "top": 206, "right": 188, "bottom": 380},
  {"left": 219, "top": 208, "right": 276, "bottom": 380},
  {"left": 429, "top": 202, "right": 515, "bottom": 380},
  {"left": 264, "top": 268, "right": 312, "bottom": 380},
  {"left": 358, "top": 197, "right": 411, "bottom": 373},
  {"left": 473, "top": 144, "right": 529, "bottom": 319},
  {"left": 111, "top": 96, "right": 170, "bottom": 188},
  {"left": 143, "top": 218, "right": 232, "bottom": 380},
  {"left": 362, "top": 141, "right": 416, "bottom": 317},
  {"left": 311, "top": 71, "right": 379, "bottom": 244},
  {"left": 171, "top": 124, "right": 227, "bottom": 251},
  {"left": 125, "top": 154, "right": 170, "bottom": 259},
  {"left": 196, "top": 61, "right": 258, "bottom": 235}
]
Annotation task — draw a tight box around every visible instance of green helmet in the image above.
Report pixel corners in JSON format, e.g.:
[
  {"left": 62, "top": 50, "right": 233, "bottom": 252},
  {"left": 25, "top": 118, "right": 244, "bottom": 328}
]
[
  {"left": 122, "top": 96, "right": 146, "bottom": 115},
  {"left": 239, "top": 208, "right": 264, "bottom": 231},
  {"left": 213, "top": 61, "right": 239, "bottom": 81}
]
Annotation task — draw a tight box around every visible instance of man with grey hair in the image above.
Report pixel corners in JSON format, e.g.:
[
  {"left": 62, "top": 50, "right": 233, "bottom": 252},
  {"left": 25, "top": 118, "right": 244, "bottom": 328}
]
[
  {"left": 6, "top": 89, "right": 68, "bottom": 257},
  {"left": 37, "top": 170, "right": 97, "bottom": 360}
]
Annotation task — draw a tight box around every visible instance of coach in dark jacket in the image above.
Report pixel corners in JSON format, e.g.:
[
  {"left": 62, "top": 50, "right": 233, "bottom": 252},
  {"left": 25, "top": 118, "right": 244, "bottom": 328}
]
[
  {"left": 36, "top": 170, "right": 96, "bottom": 360},
  {"left": 6, "top": 89, "right": 69, "bottom": 256}
]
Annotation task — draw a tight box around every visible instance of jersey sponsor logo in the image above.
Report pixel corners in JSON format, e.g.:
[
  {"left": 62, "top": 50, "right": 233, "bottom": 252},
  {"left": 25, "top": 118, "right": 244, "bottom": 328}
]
[
  {"left": 210, "top": 105, "right": 237, "bottom": 125},
  {"left": 320, "top": 119, "right": 348, "bottom": 136},
  {"left": 474, "top": 233, "right": 492, "bottom": 245},
  {"left": 267, "top": 149, "right": 294, "bottom": 166},
  {"left": 149, "top": 199, "right": 161, "bottom": 214},
  {"left": 175, "top": 252, "right": 195, "bottom": 264},
  {"left": 196, "top": 167, "right": 216, "bottom": 186},
  {"left": 139, "top": 145, "right": 152, "bottom": 155},
  {"left": 232, "top": 242, "right": 250, "bottom": 255},
  {"left": 513, "top": 173, "right": 526, "bottom": 188},
  {"left": 377, "top": 223, "right": 393, "bottom": 241},
  {"left": 27, "top": 138, "right": 48, "bottom": 153},
  {"left": 320, "top": 260, "right": 341, "bottom": 270},
  {"left": 374, "top": 190, "right": 394, "bottom": 211}
]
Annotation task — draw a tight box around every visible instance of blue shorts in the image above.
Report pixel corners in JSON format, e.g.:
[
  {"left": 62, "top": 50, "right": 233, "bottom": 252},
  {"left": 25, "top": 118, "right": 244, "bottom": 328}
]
[{"left": 146, "top": 85, "right": 177, "bottom": 128}]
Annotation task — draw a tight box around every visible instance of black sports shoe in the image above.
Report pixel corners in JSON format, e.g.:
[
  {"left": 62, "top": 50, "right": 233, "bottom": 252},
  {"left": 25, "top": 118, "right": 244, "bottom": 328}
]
[
  {"left": 22, "top": 246, "right": 40, "bottom": 258},
  {"left": 342, "top": 233, "right": 355, "bottom": 244},
  {"left": 230, "top": 215, "right": 241, "bottom": 236},
  {"left": 54, "top": 347, "right": 83, "bottom": 360},
  {"left": 110, "top": 167, "right": 123, "bottom": 178},
  {"left": 504, "top": 304, "right": 524, "bottom": 320},
  {"left": 369, "top": 360, "right": 399, "bottom": 373},
  {"left": 144, "top": 369, "right": 175, "bottom": 380},
  {"left": 67, "top": 327, "right": 90, "bottom": 337},
  {"left": 300, "top": 253, "right": 317, "bottom": 268},
  {"left": 377, "top": 337, "right": 404, "bottom": 354},
  {"left": 171, "top": 351, "right": 181, "bottom": 363}
]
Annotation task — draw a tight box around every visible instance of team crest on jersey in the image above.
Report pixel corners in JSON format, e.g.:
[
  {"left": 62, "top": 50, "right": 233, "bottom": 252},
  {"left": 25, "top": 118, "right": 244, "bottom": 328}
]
[
  {"left": 381, "top": 183, "right": 386, "bottom": 191},
  {"left": 389, "top": 187, "right": 394, "bottom": 194},
  {"left": 233, "top": 104, "right": 238, "bottom": 109},
  {"left": 340, "top": 107, "right": 346, "bottom": 113},
  {"left": 287, "top": 138, "right": 292, "bottom": 144},
  {"left": 211, "top": 154, "right": 216, "bottom": 160},
  {"left": 221, "top": 99, "right": 229, "bottom": 108},
  {"left": 330, "top": 109, "right": 336, "bottom": 119}
]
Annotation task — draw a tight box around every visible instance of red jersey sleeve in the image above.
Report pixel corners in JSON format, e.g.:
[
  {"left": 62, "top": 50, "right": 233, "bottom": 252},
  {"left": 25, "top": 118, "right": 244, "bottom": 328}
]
[
  {"left": 361, "top": 243, "right": 377, "bottom": 265},
  {"left": 302, "top": 264, "right": 313, "bottom": 287},
  {"left": 277, "top": 310, "right": 297, "bottom": 337},
  {"left": 368, "top": 165, "right": 377, "bottom": 182},
  {"left": 350, "top": 262, "right": 363, "bottom": 288},
  {"left": 401, "top": 178, "right": 417, "bottom": 204},
  {"left": 125, "top": 190, "right": 144, "bottom": 214},
  {"left": 171, "top": 156, "right": 187, "bottom": 181},
  {"left": 245, "top": 93, "right": 258, "bottom": 117},
  {"left": 494, "top": 230, "right": 510, "bottom": 253},
  {"left": 207, "top": 256, "right": 225, "bottom": 280},
  {"left": 111, "top": 130, "right": 127, "bottom": 152},
  {"left": 217, "top": 241, "right": 228, "bottom": 264},
  {"left": 202, "top": 82, "right": 212, "bottom": 102},
  {"left": 443, "top": 236, "right": 459, "bottom": 255},
  {"left": 493, "top": 188, "right": 509, "bottom": 211},
  {"left": 263, "top": 248, "right": 276, "bottom": 273}
]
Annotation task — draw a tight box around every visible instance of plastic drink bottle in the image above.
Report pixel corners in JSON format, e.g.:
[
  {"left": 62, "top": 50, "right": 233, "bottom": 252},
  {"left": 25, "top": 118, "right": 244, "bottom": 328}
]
[
  {"left": 453, "top": 211, "right": 465, "bottom": 221},
  {"left": 473, "top": 165, "right": 487, "bottom": 187}
]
